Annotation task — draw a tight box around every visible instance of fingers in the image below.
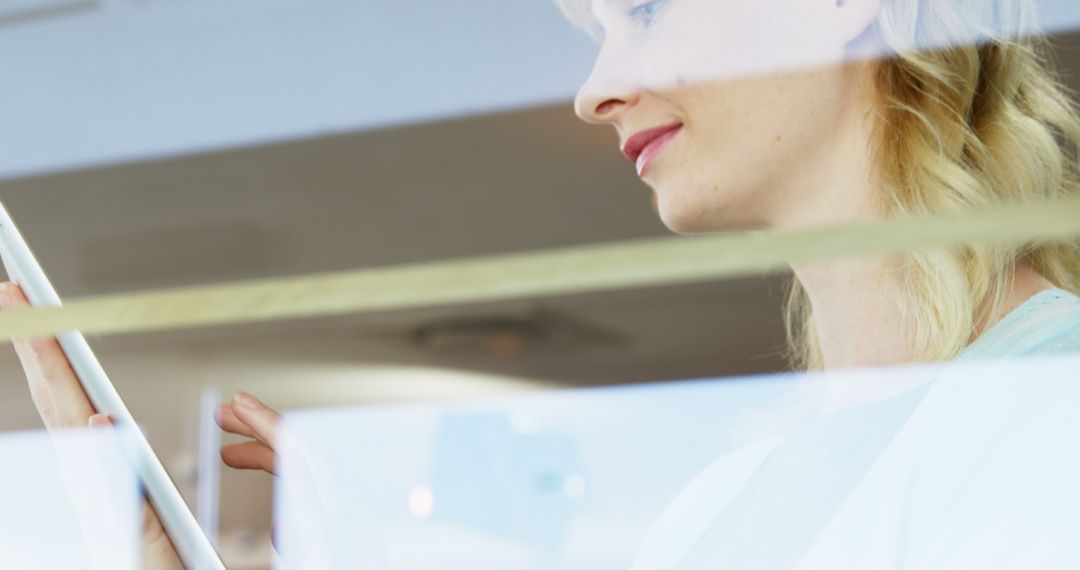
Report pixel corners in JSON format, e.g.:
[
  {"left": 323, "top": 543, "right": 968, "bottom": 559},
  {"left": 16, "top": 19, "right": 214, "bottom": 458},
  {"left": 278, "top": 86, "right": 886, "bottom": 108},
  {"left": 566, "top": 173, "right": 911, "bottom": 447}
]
[
  {"left": 19, "top": 336, "right": 95, "bottom": 428},
  {"left": 215, "top": 404, "right": 258, "bottom": 439},
  {"left": 0, "top": 281, "right": 27, "bottom": 307},
  {"left": 221, "top": 441, "right": 277, "bottom": 474},
  {"left": 229, "top": 392, "right": 280, "bottom": 449},
  {"left": 0, "top": 282, "right": 96, "bottom": 429},
  {"left": 219, "top": 393, "right": 280, "bottom": 475}
]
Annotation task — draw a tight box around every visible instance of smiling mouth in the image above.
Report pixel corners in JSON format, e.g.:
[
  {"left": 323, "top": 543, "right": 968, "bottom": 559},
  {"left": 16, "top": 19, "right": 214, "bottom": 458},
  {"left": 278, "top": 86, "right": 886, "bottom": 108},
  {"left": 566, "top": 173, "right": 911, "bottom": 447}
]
[{"left": 622, "top": 123, "right": 684, "bottom": 177}]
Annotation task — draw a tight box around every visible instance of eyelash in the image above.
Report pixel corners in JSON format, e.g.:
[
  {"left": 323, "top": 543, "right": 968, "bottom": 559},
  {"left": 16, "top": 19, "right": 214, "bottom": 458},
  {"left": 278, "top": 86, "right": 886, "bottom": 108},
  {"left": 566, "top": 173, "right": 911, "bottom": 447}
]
[{"left": 627, "top": 0, "right": 666, "bottom": 26}]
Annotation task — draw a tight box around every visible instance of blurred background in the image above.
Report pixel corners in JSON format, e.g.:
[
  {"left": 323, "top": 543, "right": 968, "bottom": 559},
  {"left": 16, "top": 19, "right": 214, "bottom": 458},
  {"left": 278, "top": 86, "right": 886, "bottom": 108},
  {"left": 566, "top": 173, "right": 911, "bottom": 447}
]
[{"left": 0, "top": 1, "right": 1077, "bottom": 567}]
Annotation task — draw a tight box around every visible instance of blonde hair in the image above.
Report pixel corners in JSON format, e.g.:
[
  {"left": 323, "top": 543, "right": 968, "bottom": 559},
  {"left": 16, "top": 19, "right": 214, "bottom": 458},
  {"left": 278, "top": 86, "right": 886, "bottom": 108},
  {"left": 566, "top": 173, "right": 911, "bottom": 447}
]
[
  {"left": 557, "top": 0, "right": 1080, "bottom": 371},
  {"left": 788, "top": 0, "right": 1080, "bottom": 370}
]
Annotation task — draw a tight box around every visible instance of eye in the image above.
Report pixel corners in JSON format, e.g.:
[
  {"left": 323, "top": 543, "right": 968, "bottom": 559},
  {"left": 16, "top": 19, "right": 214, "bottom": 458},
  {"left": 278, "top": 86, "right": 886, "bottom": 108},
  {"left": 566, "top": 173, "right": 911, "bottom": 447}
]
[{"left": 627, "top": 0, "right": 667, "bottom": 27}]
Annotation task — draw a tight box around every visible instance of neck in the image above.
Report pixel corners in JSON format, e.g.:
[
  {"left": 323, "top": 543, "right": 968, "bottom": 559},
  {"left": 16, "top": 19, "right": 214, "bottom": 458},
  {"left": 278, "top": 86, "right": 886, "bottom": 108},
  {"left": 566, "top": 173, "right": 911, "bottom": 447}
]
[
  {"left": 778, "top": 64, "right": 911, "bottom": 369},
  {"left": 791, "top": 257, "right": 914, "bottom": 370},
  {"left": 761, "top": 63, "right": 1056, "bottom": 372}
]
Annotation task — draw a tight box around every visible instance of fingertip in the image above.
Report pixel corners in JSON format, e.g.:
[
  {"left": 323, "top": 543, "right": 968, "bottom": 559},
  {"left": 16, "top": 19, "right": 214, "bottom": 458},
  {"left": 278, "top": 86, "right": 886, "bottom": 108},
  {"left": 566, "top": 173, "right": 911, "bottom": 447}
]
[
  {"left": 220, "top": 441, "right": 276, "bottom": 473},
  {"left": 229, "top": 398, "right": 245, "bottom": 418},
  {"left": 88, "top": 413, "right": 113, "bottom": 428},
  {"left": 220, "top": 443, "right": 251, "bottom": 470},
  {"left": 233, "top": 391, "right": 260, "bottom": 410}
]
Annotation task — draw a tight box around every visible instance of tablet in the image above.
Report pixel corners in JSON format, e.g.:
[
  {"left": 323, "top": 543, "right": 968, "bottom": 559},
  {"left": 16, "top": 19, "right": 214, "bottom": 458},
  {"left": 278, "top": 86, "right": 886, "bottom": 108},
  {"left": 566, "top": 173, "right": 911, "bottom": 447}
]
[{"left": 0, "top": 201, "right": 225, "bottom": 570}]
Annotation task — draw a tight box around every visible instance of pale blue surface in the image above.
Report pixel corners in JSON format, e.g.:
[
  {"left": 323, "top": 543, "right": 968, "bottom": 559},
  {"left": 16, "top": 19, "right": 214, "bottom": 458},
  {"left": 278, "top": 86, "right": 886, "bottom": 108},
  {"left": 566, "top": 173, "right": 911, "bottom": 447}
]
[
  {"left": 275, "top": 290, "right": 1080, "bottom": 569},
  {"left": 632, "top": 290, "right": 1080, "bottom": 570},
  {"left": 958, "top": 288, "right": 1080, "bottom": 360},
  {"left": 632, "top": 356, "right": 1080, "bottom": 570},
  {"left": 0, "top": 429, "right": 140, "bottom": 569},
  {"left": 275, "top": 376, "right": 798, "bottom": 569}
]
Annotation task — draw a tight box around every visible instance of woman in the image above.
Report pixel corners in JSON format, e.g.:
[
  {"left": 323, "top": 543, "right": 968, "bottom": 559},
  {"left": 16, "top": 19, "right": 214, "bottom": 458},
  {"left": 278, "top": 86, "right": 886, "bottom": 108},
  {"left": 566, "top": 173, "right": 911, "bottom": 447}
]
[
  {"left": 5, "top": 0, "right": 1080, "bottom": 567},
  {"left": 557, "top": 1, "right": 1080, "bottom": 568}
]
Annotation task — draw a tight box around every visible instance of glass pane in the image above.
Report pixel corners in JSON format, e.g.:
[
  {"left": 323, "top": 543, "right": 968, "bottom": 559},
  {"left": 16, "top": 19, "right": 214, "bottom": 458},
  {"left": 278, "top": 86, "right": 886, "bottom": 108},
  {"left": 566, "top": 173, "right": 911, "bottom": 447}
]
[
  {"left": 0, "top": 428, "right": 140, "bottom": 569},
  {"left": 275, "top": 355, "right": 1080, "bottom": 569},
  {"left": 1, "top": 0, "right": 1079, "bottom": 568}
]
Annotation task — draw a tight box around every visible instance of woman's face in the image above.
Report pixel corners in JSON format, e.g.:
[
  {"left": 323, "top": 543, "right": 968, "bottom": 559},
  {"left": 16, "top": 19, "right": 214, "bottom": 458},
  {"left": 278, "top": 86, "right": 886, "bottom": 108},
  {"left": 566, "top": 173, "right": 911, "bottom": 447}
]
[{"left": 574, "top": 0, "right": 881, "bottom": 233}]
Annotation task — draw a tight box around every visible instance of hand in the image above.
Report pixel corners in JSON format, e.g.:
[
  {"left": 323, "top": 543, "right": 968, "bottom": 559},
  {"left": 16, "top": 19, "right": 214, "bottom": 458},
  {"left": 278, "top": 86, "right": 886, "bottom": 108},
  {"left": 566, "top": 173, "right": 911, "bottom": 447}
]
[
  {"left": 0, "top": 282, "right": 184, "bottom": 570},
  {"left": 219, "top": 393, "right": 365, "bottom": 567},
  {"left": 216, "top": 392, "right": 280, "bottom": 475}
]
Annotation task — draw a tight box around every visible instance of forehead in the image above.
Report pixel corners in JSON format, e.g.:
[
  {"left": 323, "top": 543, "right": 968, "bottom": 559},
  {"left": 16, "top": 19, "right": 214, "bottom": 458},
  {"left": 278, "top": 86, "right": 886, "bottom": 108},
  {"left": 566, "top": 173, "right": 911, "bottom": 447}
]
[{"left": 557, "top": 0, "right": 600, "bottom": 32}]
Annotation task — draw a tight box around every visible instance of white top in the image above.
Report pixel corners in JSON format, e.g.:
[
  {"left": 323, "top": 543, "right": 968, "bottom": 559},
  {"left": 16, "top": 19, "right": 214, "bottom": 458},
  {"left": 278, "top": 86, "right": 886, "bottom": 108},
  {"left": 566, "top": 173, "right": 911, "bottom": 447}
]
[{"left": 631, "top": 289, "right": 1080, "bottom": 569}]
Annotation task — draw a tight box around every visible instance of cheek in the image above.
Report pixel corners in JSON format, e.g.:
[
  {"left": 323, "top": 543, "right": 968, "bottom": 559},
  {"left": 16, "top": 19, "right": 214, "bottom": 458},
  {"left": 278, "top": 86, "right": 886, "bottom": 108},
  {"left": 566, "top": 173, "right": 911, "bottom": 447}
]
[
  {"left": 682, "top": 80, "right": 794, "bottom": 168},
  {"left": 687, "top": 70, "right": 843, "bottom": 166},
  {"left": 652, "top": 72, "right": 845, "bottom": 230}
]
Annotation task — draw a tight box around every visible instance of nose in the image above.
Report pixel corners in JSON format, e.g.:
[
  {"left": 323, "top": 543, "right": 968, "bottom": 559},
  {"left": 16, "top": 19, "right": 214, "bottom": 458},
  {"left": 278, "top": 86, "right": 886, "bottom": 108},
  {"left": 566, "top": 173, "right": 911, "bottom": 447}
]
[{"left": 574, "top": 50, "right": 640, "bottom": 125}]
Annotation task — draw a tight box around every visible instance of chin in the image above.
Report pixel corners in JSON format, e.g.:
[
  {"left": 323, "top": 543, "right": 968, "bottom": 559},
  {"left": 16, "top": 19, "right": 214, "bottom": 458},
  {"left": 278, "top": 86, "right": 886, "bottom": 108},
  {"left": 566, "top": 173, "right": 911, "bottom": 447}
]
[
  {"left": 655, "top": 200, "right": 714, "bottom": 235},
  {"left": 652, "top": 179, "right": 765, "bottom": 234},
  {"left": 651, "top": 186, "right": 721, "bottom": 235}
]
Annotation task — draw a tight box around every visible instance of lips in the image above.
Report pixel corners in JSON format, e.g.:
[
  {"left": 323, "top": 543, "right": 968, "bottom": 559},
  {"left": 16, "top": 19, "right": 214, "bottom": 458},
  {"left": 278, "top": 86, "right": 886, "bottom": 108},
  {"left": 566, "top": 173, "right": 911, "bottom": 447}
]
[{"left": 621, "top": 123, "right": 683, "bottom": 176}]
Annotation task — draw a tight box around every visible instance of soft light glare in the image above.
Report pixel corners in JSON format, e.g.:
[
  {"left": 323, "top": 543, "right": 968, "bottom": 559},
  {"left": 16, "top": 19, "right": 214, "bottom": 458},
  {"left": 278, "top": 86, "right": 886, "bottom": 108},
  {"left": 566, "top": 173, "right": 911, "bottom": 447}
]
[{"left": 409, "top": 485, "right": 435, "bottom": 519}]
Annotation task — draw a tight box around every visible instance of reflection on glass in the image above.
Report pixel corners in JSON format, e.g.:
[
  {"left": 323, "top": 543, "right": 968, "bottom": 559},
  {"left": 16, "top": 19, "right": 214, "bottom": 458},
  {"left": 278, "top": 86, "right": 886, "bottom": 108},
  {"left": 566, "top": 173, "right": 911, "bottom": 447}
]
[
  {"left": 276, "top": 355, "right": 1080, "bottom": 569},
  {"left": 4, "top": 0, "right": 1080, "bottom": 567},
  {"left": 0, "top": 428, "right": 139, "bottom": 569}
]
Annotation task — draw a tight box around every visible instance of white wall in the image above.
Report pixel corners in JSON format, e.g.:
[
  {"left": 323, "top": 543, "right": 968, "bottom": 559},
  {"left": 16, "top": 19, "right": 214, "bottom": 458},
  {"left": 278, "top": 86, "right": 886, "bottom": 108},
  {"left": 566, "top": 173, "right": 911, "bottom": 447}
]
[{"left": 0, "top": 0, "right": 597, "bottom": 180}]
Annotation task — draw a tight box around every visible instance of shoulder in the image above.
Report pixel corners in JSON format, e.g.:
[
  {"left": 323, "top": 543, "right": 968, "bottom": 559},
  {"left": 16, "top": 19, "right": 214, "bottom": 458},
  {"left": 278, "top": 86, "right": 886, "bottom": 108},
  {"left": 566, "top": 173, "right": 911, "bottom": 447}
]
[
  {"left": 796, "top": 356, "right": 1080, "bottom": 569},
  {"left": 960, "top": 288, "right": 1080, "bottom": 360},
  {"left": 901, "top": 357, "right": 1080, "bottom": 567}
]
